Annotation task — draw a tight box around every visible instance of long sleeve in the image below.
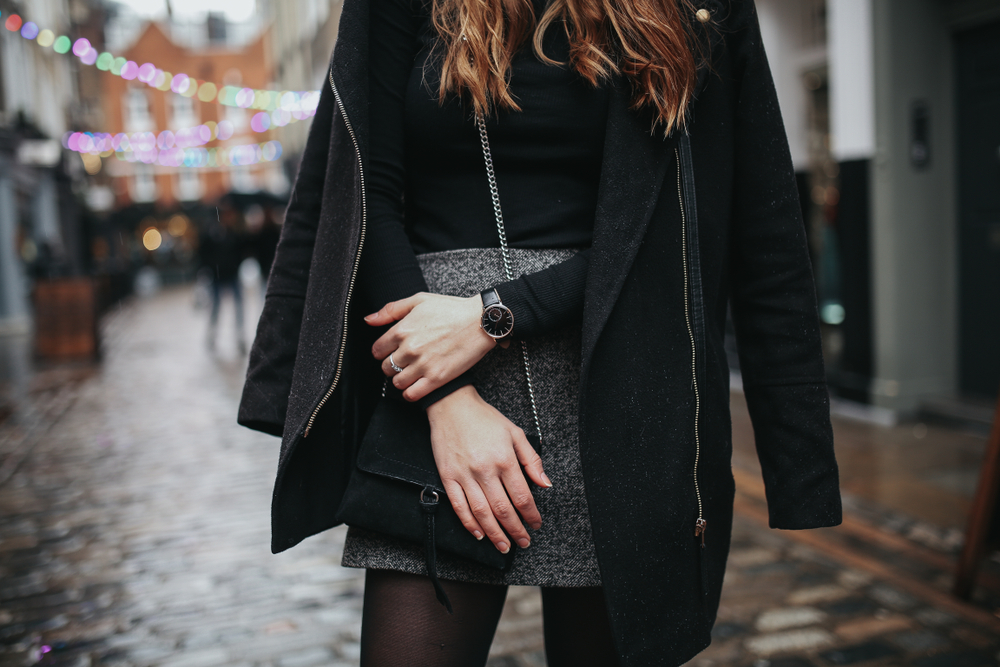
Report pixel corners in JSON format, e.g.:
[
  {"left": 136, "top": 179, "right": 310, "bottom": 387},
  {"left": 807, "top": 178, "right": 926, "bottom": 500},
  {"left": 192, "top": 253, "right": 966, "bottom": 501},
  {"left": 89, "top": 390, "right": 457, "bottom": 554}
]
[
  {"left": 492, "top": 249, "right": 589, "bottom": 340},
  {"left": 362, "top": 0, "right": 475, "bottom": 407},
  {"left": 358, "top": 0, "right": 429, "bottom": 313},
  {"left": 727, "top": 0, "right": 841, "bottom": 530}
]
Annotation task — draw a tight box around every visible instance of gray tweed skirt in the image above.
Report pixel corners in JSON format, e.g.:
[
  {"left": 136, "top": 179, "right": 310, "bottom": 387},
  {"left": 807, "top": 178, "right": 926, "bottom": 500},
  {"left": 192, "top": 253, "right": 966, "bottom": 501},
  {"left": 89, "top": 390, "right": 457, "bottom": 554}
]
[{"left": 341, "top": 248, "right": 601, "bottom": 587}]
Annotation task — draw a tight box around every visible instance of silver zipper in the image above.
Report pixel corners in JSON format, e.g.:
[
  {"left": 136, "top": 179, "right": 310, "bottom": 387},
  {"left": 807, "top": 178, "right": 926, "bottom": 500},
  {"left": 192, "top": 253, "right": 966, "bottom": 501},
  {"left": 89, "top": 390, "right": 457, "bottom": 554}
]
[
  {"left": 676, "top": 147, "right": 707, "bottom": 547},
  {"left": 303, "top": 70, "right": 369, "bottom": 438}
]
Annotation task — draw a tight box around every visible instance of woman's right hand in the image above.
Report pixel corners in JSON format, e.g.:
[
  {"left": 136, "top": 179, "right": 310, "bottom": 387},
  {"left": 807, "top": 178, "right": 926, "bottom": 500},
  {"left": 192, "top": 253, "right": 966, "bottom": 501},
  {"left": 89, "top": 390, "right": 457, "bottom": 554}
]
[{"left": 426, "top": 384, "right": 552, "bottom": 553}]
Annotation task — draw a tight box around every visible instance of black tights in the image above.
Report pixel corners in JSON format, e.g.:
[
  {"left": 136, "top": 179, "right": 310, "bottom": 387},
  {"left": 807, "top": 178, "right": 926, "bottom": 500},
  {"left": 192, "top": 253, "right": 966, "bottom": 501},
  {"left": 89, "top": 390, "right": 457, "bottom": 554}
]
[{"left": 360, "top": 569, "right": 620, "bottom": 667}]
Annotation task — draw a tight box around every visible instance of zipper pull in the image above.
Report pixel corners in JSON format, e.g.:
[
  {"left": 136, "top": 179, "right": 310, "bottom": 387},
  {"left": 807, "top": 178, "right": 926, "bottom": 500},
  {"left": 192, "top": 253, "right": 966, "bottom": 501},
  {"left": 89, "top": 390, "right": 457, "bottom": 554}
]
[{"left": 695, "top": 518, "right": 707, "bottom": 548}]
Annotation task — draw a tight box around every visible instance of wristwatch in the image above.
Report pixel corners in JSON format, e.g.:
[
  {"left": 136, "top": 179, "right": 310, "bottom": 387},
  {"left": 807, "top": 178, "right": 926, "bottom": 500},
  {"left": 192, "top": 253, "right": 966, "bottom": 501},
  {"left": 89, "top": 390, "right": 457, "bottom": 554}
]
[{"left": 480, "top": 288, "right": 514, "bottom": 341}]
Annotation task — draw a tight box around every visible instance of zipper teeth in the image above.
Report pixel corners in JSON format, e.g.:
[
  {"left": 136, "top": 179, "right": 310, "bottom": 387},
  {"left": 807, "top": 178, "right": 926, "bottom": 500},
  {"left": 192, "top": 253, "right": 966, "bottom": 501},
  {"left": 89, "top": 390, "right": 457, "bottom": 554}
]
[
  {"left": 303, "top": 71, "right": 368, "bottom": 438},
  {"left": 676, "top": 147, "right": 704, "bottom": 524}
]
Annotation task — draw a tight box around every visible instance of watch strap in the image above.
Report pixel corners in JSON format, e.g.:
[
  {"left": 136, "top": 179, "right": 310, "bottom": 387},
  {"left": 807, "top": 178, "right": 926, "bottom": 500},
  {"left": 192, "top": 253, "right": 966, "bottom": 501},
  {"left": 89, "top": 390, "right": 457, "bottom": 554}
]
[{"left": 480, "top": 288, "right": 502, "bottom": 308}]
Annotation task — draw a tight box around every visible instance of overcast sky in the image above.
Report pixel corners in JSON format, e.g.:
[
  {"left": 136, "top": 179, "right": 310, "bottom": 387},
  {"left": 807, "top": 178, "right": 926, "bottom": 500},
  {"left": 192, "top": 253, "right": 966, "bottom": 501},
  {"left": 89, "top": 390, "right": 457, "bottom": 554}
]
[{"left": 112, "top": 0, "right": 256, "bottom": 22}]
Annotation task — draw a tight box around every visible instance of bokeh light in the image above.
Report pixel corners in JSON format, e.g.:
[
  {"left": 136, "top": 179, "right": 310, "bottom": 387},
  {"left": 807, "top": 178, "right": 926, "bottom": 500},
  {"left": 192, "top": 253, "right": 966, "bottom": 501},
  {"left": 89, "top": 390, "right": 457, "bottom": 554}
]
[
  {"left": 80, "top": 153, "right": 102, "bottom": 175},
  {"left": 142, "top": 228, "right": 162, "bottom": 251},
  {"left": 271, "top": 109, "right": 290, "bottom": 127},
  {"left": 197, "top": 82, "right": 217, "bottom": 103},
  {"left": 72, "top": 37, "right": 90, "bottom": 56},
  {"left": 36, "top": 29, "right": 55, "bottom": 47},
  {"left": 96, "top": 52, "right": 114, "bottom": 70},
  {"left": 235, "top": 87, "right": 254, "bottom": 108},
  {"left": 138, "top": 63, "right": 156, "bottom": 83},
  {"left": 156, "top": 131, "right": 175, "bottom": 149},
  {"left": 5, "top": 14, "right": 23, "bottom": 31},
  {"left": 250, "top": 112, "right": 271, "bottom": 133},
  {"left": 262, "top": 141, "right": 282, "bottom": 161},
  {"left": 53, "top": 35, "right": 71, "bottom": 53},
  {"left": 167, "top": 215, "right": 189, "bottom": 237},
  {"left": 121, "top": 61, "right": 138, "bottom": 80},
  {"left": 171, "top": 73, "right": 189, "bottom": 94},
  {"left": 20, "top": 22, "right": 39, "bottom": 40}
]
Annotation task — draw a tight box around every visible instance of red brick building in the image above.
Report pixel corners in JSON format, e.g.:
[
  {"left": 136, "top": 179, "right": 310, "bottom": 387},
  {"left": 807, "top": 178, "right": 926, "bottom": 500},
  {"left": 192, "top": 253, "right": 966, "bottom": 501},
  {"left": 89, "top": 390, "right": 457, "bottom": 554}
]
[{"left": 99, "top": 21, "right": 280, "bottom": 208}]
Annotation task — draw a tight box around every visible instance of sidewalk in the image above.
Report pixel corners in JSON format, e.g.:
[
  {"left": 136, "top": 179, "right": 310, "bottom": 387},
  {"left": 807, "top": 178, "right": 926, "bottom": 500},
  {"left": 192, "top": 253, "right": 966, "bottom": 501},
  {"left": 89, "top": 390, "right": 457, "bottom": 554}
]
[{"left": 0, "top": 286, "right": 998, "bottom": 667}]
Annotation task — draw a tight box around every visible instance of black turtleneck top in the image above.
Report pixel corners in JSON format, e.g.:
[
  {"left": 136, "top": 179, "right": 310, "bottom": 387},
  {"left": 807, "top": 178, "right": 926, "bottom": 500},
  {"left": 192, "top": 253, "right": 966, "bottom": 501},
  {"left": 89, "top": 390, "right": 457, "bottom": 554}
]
[
  {"left": 358, "top": 0, "right": 608, "bottom": 405},
  {"left": 359, "top": 0, "right": 609, "bottom": 337}
]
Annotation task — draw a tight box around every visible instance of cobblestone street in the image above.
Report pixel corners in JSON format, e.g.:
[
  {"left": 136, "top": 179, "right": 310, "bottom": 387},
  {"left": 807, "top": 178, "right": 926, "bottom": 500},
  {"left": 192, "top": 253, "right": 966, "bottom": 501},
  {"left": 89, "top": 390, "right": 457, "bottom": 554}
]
[{"left": 1, "top": 287, "right": 999, "bottom": 667}]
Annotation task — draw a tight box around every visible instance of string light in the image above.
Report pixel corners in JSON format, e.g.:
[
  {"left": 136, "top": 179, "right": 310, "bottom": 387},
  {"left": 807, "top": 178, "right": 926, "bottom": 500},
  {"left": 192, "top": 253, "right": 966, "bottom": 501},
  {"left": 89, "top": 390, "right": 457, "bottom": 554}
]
[
  {"left": 5, "top": 10, "right": 297, "bottom": 172},
  {"left": 2, "top": 11, "right": 321, "bottom": 111},
  {"left": 105, "top": 140, "right": 284, "bottom": 168},
  {"left": 5, "top": 14, "right": 23, "bottom": 32},
  {"left": 61, "top": 101, "right": 302, "bottom": 160}
]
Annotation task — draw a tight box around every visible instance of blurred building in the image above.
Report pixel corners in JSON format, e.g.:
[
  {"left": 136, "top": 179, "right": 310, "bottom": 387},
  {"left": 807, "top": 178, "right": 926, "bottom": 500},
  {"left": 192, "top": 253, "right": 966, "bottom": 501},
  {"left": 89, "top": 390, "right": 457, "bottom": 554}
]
[
  {"left": 757, "top": 0, "right": 1000, "bottom": 413},
  {"left": 99, "top": 15, "right": 282, "bottom": 208},
  {"left": 0, "top": 0, "right": 89, "bottom": 333},
  {"left": 256, "top": 0, "right": 343, "bottom": 165}
]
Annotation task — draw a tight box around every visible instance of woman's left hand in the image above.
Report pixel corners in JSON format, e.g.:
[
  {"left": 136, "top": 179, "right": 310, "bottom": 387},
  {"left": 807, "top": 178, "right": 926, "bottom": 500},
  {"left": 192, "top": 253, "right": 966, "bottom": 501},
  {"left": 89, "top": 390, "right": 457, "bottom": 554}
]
[{"left": 366, "top": 293, "right": 502, "bottom": 402}]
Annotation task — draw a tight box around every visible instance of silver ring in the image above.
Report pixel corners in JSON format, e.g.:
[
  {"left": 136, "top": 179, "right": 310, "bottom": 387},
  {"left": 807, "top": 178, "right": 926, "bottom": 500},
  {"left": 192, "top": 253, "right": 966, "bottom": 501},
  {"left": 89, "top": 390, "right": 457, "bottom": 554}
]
[{"left": 389, "top": 353, "right": 404, "bottom": 374}]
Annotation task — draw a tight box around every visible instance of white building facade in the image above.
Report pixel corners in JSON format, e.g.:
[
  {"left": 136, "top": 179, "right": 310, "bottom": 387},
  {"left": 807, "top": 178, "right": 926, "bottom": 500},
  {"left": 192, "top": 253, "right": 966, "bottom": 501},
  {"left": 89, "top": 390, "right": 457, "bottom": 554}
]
[
  {"left": 757, "top": 0, "right": 1000, "bottom": 413},
  {"left": 0, "top": 0, "right": 80, "bottom": 332}
]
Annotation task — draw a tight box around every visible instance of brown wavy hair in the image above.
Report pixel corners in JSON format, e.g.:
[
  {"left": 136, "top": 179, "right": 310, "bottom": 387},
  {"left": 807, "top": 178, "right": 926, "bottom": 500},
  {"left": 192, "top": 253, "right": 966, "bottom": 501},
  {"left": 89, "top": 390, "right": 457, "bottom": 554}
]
[{"left": 430, "top": 0, "right": 710, "bottom": 134}]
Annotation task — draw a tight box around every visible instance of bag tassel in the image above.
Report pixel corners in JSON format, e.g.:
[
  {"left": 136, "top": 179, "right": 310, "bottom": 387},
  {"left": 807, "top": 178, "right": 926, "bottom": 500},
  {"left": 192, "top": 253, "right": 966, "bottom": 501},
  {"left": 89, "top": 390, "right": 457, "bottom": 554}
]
[{"left": 420, "top": 486, "right": 453, "bottom": 613}]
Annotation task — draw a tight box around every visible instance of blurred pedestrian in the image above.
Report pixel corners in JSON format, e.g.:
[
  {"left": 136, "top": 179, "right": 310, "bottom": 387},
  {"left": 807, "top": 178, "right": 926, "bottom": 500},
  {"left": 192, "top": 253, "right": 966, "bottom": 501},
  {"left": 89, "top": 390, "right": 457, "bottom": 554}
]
[
  {"left": 239, "top": 0, "right": 843, "bottom": 665},
  {"left": 200, "top": 204, "right": 246, "bottom": 354}
]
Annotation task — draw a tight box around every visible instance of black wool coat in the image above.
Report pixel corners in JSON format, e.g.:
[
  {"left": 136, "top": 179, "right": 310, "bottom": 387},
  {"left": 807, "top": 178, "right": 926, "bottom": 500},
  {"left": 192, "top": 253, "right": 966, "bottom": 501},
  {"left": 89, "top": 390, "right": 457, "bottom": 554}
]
[{"left": 238, "top": 0, "right": 843, "bottom": 663}]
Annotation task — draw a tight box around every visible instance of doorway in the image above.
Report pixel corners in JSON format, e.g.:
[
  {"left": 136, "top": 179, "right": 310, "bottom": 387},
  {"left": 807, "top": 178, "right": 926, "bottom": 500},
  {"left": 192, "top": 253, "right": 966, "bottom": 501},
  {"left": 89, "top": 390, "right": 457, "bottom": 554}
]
[{"left": 955, "top": 21, "right": 1000, "bottom": 398}]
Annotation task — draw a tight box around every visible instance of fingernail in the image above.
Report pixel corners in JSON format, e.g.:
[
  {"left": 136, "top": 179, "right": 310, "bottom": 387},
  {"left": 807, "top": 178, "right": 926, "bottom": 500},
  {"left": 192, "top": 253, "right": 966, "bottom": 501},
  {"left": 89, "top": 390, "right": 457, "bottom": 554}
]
[
  {"left": 474, "top": 530, "right": 483, "bottom": 540},
  {"left": 498, "top": 542, "right": 510, "bottom": 554},
  {"left": 517, "top": 538, "right": 530, "bottom": 548},
  {"left": 541, "top": 473, "right": 553, "bottom": 488},
  {"left": 530, "top": 522, "right": 541, "bottom": 531},
  {"left": 364, "top": 313, "right": 376, "bottom": 321}
]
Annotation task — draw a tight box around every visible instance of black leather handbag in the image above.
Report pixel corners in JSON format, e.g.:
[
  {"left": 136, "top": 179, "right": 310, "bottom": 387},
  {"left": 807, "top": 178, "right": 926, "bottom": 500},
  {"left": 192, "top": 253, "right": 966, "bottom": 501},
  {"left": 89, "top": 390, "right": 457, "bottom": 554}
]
[{"left": 335, "top": 113, "right": 544, "bottom": 611}]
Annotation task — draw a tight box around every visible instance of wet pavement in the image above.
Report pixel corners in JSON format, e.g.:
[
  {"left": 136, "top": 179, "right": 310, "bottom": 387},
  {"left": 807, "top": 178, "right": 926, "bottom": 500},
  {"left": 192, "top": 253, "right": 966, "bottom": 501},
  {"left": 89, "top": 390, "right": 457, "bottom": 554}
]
[{"left": 1, "top": 286, "right": 998, "bottom": 667}]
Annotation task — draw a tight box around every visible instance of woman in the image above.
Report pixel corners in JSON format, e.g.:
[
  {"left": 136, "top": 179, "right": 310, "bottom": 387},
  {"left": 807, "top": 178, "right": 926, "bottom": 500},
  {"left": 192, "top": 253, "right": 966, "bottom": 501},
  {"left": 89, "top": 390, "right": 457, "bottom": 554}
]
[{"left": 238, "top": 0, "right": 843, "bottom": 663}]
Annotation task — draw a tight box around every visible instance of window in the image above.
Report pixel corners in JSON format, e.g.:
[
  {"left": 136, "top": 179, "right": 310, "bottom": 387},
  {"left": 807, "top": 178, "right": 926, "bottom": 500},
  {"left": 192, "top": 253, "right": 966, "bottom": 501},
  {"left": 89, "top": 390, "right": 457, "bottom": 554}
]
[
  {"left": 175, "top": 169, "right": 203, "bottom": 201},
  {"left": 228, "top": 165, "right": 256, "bottom": 192},
  {"left": 804, "top": 0, "right": 827, "bottom": 48},
  {"left": 224, "top": 105, "right": 248, "bottom": 133},
  {"left": 171, "top": 94, "right": 198, "bottom": 130},
  {"left": 124, "top": 88, "right": 153, "bottom": 132},
  {"left": 131, "top": 164, "right": 157, "bottom": 202}
]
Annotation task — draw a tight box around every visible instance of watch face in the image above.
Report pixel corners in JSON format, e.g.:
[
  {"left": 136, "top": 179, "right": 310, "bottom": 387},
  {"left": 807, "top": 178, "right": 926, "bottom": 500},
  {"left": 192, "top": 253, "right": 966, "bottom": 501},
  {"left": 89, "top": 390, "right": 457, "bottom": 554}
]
[{"left": 481, "top": 304, "right": 514, "bottom": 339}]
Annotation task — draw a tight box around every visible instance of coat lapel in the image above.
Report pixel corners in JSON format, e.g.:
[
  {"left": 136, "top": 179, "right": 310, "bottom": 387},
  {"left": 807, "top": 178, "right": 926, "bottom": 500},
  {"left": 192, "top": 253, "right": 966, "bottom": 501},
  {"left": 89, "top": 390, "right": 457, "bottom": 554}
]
[{"left": 582, "top": 79, "right": 678, "bottom": 365}]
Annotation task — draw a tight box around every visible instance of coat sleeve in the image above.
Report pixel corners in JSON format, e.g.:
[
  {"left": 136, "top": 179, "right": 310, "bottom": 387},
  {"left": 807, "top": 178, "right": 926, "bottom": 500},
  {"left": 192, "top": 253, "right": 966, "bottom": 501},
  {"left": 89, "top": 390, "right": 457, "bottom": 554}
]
[
  {"left": 726, "top": 0, "right": 842, "bottom": 530},
  {"left": 238, "top": 73, "right": 337, "bottom": 436}
]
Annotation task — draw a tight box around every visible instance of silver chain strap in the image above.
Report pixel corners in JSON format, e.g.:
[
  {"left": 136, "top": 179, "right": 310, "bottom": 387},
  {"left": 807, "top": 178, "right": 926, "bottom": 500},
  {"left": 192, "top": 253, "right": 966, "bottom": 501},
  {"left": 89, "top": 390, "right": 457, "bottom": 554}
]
[{"left": 474, "top": 112, "right": 543, "bottom": 445}]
